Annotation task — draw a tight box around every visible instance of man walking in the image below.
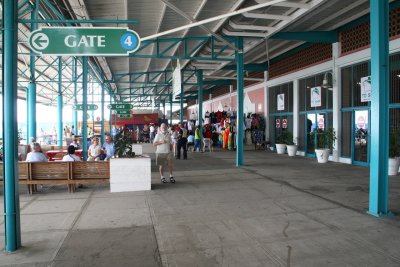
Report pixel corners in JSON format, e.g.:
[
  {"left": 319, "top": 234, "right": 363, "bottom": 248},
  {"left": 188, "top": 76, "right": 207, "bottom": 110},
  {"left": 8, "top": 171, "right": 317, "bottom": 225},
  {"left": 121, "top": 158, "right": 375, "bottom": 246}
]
[
  {"left": 176, "top": 123, "right": 188, "bottom": 160},
  {"left": 153, "top": 123, "right": 175, "bottom": 183}
]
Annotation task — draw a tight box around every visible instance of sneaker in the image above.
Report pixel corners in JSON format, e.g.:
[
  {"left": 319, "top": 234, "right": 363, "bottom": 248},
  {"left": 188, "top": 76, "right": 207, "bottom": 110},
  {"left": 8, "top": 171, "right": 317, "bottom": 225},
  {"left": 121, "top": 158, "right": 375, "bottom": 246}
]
[
  {"left": 169, "top": 176, "right": 175, "bottom": 183},
  {"left": 161, "top": 177, "right": 167, "bottom": 183}
]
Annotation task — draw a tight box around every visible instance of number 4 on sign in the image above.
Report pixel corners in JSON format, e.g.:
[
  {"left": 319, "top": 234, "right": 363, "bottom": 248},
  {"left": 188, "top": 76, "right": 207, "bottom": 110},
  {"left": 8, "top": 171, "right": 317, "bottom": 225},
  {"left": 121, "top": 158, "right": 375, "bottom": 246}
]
[{"left": 124, "top": 36, "right": 132, "bottom": 47}]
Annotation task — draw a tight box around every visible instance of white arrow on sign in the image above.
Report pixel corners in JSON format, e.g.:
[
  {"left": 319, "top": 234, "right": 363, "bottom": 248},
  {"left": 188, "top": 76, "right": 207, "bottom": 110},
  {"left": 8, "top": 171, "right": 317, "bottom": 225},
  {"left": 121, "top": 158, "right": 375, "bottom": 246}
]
[{"left": 31, "top": 33, "right": 49, "bottom": 51}]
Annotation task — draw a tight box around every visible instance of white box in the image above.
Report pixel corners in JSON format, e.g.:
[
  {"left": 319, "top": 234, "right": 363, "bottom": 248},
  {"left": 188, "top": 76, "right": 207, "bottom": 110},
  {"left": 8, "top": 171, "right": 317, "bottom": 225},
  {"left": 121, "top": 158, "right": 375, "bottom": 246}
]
[{"left": 110, "top": 156, "right": 151, "bottom": 192}]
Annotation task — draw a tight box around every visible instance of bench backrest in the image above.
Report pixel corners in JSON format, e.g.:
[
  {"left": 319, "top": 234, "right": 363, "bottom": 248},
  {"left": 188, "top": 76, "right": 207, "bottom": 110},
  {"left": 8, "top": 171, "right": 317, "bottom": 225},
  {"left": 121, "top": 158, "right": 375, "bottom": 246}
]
[
  {"left": 71, "top": 161, "right": 110, "bottom": 180},
  {"left": 30, "top": 162, "right": 70, "bottom": 180},
  {"left": 0, "top": 162, "right": 30, "bottom": 181}
]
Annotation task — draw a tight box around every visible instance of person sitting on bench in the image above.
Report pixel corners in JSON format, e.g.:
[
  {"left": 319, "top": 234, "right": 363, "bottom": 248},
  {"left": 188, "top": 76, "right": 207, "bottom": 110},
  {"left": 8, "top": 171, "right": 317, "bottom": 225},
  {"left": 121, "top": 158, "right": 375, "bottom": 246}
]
[{"left": 62, "top": 145, "right": 81, "bottom": 162}]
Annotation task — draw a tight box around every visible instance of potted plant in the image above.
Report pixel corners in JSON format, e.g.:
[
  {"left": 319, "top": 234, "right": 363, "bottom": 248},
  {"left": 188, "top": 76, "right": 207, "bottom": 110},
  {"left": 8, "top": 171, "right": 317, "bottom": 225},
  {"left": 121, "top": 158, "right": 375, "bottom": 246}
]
[
  {"left": 388, "top": 130, "right": 400, "bottom": 175},
  {"left": 113, "top": 130, "right": 135, "bottom": 158},
  {"left": 285, "top": 131, "right": 297, "bottom": 157},
  {"left": 275, "top": 130, "right": 287, "bottom": 154},
  {"left": 311, "top": 128, "right": 336, "bottom": 163}
]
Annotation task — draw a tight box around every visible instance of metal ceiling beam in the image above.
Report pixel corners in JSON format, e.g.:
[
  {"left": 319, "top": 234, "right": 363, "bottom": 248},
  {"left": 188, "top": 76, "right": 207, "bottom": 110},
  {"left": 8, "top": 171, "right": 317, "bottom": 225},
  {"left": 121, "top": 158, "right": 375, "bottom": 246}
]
[
  {"left": 254, "top": 0, "right": 311, "bottom": 9},
  {"left": 161, "top": 0, "right": 239, "bottom": 52},
  {"left": 242, "top": 12, "right": 292, "bottom": 21},
  {"left": 271, "top": 31, "right": 339, "bottom": 43},
  {"left": 131, "top": 37, "right": 236, "bottom": 61},
  {"left": 221, "top": 63, "right": 268, "bottom": 71},
  {"left": 222, "top": 28, "right": 267, "bottom": 38},
  {"left": 229, "top": 21, "right": 274, "bottom": 32},
  {"left": 142, "top": 0, "right": 287, "bottom": 41}
]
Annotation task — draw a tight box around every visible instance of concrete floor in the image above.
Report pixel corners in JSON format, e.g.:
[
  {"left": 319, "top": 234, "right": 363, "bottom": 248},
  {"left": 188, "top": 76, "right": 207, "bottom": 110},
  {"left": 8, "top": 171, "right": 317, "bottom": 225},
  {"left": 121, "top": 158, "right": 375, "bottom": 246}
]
[{"left": 1, "top": 147, "right": 400, "bottom": 266}]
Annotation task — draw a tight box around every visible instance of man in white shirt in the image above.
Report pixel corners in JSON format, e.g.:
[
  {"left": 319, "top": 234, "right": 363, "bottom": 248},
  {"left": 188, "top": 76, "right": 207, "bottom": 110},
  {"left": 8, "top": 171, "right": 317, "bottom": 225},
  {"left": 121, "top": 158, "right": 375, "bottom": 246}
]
[
  {"left": 26, "top": 142, "right": 48, "bottom": 162},
  {"left": 153, "top": 123, "right": 175, "bottom": 183},
  {"left": 62, "top": 146, "right": 81, "bottom": 161}
]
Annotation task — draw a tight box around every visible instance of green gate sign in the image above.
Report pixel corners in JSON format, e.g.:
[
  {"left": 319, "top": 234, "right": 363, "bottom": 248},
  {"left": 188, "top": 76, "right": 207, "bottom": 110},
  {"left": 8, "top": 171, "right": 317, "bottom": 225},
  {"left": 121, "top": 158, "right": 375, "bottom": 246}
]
[
  {"left": 118, "top": 114, "right": 132, "bottom": 118},
  {"left": 29, "top": 27, "right": 140, "bottom": 56},
  {"left": 73, "top": 104, "right": 98, "bottom": 111},
  {"left": 108, "top": 104, "right": 133, "bottom": 110},
  {"left": 116, "top": 110, "right": 131, "bottom": 115}
]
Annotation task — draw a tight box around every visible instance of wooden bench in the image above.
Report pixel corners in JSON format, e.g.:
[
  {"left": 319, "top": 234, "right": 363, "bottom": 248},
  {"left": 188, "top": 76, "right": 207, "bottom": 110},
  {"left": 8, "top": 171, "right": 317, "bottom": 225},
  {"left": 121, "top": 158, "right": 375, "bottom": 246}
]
[
  {"left": 69, "top": 162, "right": 110, "bottom": 192},
  {"left": 0, "top": 162, "right": 32, "bottom": 194},
  {"left": 0, "top": 161, "right": 110, "bottom": 194},
  {"left": 30, "top": 162, "right": 72, "bottom": 192}
]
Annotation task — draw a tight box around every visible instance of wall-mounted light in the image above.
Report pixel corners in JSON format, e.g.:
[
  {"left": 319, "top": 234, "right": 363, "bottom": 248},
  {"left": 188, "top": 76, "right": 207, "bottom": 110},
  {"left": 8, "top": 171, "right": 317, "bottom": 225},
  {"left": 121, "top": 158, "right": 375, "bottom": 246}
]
[{"left": 322, "top": 71, "right": 334, "bottom": 91}]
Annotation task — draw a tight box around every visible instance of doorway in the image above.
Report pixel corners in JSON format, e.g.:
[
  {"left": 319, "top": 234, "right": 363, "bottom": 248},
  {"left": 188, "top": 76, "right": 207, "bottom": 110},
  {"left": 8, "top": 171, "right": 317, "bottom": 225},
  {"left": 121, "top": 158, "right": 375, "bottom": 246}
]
[
  {"left": 353, "top": 110, "right": 369, "bottom": 165},
  {"left": 306, "top": 112, "right": 326, "bottom": 156}
]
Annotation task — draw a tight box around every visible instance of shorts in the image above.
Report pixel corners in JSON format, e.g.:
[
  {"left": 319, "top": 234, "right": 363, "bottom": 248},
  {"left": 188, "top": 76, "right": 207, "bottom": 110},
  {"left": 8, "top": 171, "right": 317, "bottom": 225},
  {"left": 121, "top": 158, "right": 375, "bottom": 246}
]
[{"left": 156, "top": 153, "right": 173, "bottom": 166}]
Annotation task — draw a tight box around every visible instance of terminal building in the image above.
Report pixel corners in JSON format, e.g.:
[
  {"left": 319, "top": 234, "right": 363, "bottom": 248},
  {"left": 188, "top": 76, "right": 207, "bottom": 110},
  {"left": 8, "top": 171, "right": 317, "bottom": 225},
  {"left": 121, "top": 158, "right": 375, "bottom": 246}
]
[{"left": 1, "top": 0, "right": 400, "bottom": 266}]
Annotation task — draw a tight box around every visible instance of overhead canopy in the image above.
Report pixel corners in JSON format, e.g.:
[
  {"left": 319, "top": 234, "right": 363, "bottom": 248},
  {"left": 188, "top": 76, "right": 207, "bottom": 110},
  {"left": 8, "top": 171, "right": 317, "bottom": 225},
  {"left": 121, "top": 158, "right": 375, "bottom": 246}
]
[{"left": 8, "top": 0, "right": 377, "bottom": 107}]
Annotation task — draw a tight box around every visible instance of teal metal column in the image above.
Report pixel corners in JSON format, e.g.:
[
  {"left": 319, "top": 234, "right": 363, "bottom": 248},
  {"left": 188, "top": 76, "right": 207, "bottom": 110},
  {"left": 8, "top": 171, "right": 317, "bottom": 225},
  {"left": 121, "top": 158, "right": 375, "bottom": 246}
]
[
  {"left": 27, "top": 1, "right": 39, "bottom": 143},
  {"left": 3, "top": 0, "right": 21, "bottom": 252},
  {"left": 57, "top": 57, "right": 63, "bottom": 146},
  {"left": 163, "top": 100, "right": 166, "bottom": 120},
  {"left": 73, "top": 58, "right": 78, "bottom": 133},
  {"left": 197, "top": 70, "right": 203, "bottom": 143},
  {"left": 180, "top": 76, "right": 184, "bottom": 124},
  {"left": 27, "top": 82, "right": 36, "bottom": 142},
  {"left": 369, "top": 0, "right": 390, "bottom": 217},
  {"left": 109, "top": 94, "right": 112, "bottom": 134},
  {"left": 169, "top": 94, "right": 173, "bottom": 125},
  {"left": 82, "top": 57, "right": 88, "bottom": 160},
  {"left": 101, "top": 84, "right": 105, "bottom": 144},
  {"left": 236, "top": 37, "right": 244, "bottom": 167}
]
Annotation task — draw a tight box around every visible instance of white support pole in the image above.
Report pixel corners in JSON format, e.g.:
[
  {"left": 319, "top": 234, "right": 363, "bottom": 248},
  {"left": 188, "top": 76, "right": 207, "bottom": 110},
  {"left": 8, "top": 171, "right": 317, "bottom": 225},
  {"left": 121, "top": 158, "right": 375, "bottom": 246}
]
[
  {"left": 332, "top": 42, "right": 341, "bottom": 162},
  {"left": 264, "top": 71, "right": 269, "bottom": 142},
  {"left": 293, "top": 79, "right": 299, "bottom": 147}
]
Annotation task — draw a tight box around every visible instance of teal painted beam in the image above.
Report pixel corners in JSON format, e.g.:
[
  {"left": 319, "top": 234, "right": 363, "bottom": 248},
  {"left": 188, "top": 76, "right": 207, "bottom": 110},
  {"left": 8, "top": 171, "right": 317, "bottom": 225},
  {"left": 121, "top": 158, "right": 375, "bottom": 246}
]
[
  {"left": 236, "top": 37, "right": 244, "bottom": 167},
  {"left": 3, "top": 0, "right": 21, "bottom": 252},
  {"left": 57, "top": 57, "right": 63, "bottom": 146},
  {"left": 27, "top": 0, "right": 39, "bottom": 143},
  {"left": 221, "top": 63, "right": 268, "bottom": 72},
  {"left": 82, "top": 57, "right": 88, "bottom": 160},
  {"left": 271, "top": 31, "right": 338, "bottom": 43},
  {"left": 18, "top": 19, "right": 140, "bottom": 24},
  {"left": 73, "top": 58, "right": 78, "bottom": 133},
  {"left": 101, "top": 84, "right": 105, "bottom": 144},
  {"left": 369, "top": 0, "right": 390, "bottom": 217},
  {"left": 198, "top": 70, "right": 204, "bottom": 144},
  {"left": 170, "top": 94, "right": 173, "bottom": 125}
]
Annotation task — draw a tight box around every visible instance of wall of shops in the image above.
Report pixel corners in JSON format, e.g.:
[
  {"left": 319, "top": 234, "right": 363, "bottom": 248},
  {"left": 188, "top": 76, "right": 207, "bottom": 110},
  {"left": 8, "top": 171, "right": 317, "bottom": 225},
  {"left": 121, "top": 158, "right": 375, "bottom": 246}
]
[
  {"left": 187, "top": 83, "right": 265, "bottom": 122},
  {"left": 186, "top": 4, "right": 400, "bottom": 165}
]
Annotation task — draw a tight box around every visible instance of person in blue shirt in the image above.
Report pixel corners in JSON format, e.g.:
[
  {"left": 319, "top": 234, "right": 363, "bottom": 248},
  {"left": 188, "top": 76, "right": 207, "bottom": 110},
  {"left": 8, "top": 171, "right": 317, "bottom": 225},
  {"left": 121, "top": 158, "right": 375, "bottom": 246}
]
[
  {"left": 187, "top": 131, "right": 194, "bottom": 152},
  {"left": 102, "top": 135, "right": 115, "bottom": 161}
]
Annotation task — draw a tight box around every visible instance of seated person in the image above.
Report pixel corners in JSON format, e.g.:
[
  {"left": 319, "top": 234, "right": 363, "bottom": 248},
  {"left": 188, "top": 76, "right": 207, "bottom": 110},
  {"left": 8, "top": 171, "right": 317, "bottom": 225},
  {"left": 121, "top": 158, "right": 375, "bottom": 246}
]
[
  {"left": 87, "top": 137, "right": 101, "bottom": 161},
  {"left": 62, "top": 145, "right": 81, "bottom": 162},
  {"left": 102, "top": 135, "right": 115, "bottom": 161},
  {"left": 70, "top": 138, "right": 80, "bottom": 149},
  {"left": 187, "top": 132, "right": 194, "bottom": 152},
  {"left": 26, "top": 142, "right": 48, "bottom": 162}
]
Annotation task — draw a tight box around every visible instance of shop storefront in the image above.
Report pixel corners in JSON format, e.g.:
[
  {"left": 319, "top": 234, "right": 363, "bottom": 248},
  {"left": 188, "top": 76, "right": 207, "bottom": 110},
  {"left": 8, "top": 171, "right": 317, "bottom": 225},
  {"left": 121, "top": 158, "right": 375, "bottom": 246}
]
[
  {"left": 298, "top": 73, "right": 333, "bottom": 157},
  {"left": 268, "top": 82, "right": 293, "bottom": 145}
]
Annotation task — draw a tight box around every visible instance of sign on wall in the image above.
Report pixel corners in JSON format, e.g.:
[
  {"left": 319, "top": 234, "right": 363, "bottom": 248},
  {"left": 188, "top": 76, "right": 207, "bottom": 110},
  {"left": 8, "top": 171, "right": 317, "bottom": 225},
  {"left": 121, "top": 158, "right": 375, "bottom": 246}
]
[
  {"left": 275, "top": 119, "right": 280, "bottom": 129},
  {"left": 277, "top": 94, "right": 285, "bottom": 111},
  {"left": 310, "top": 87, "right": 321, "bottom": 107},
  {"left": 282, "top": 119, "right": 287, "bottom": 129},
  {"left": 361, "top": 76, "right": 371, "bottom": 102}
]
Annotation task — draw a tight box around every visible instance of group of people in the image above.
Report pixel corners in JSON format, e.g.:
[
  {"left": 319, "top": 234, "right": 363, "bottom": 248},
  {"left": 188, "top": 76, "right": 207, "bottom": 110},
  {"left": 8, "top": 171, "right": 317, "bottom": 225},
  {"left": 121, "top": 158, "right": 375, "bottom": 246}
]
[
  {"left": 111, "top": 124, "right": 158, "bottom": 144},
  {"left": 25, "top": 135, "right": 115, "bottom": 163}
]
